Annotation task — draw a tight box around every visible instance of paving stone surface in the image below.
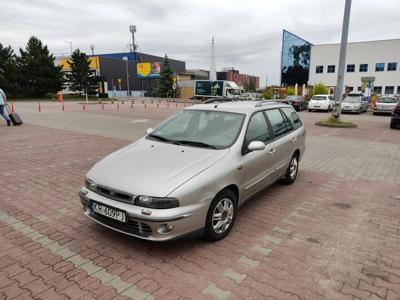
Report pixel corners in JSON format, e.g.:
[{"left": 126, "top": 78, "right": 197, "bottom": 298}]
[{"left": 0, "top": 102, "right": 399, "bottom": 299}]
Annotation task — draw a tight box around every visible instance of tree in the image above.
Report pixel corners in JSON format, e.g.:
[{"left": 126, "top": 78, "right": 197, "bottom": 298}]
[
  {"left": 285, "top": 86, "right": 295, "bottom": 97},
  {"left": 313, "top": 83, "right": 329, "bottom": 95},
  {"left": 157, "top": 55, "right": 174, "bottom": 98},
  {"left": 262, "top": 88, "right": 273, "bottom": 99},
  {"left": 17, "top": 36, "right": 63, "bottom": 97},
  {"left": 0, "top": 43, "right": 20, "bottom": 97},
  {"left": 66, "top": 49, "right": 99, "bottom": 97}
]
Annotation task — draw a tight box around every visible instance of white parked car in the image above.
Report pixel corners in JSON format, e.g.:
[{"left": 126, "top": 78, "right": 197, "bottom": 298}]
[{"left": 308, "top": 95, "right": 335, "bottom": 112}]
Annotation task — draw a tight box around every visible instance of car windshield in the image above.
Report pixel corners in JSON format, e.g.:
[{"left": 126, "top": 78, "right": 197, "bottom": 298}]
[
  {"left": 312, "top": 96, "right": 327, "bottom": 101},
  {"left": 149, "top": 110, "right": 245, "bottom": 149},
  {"left": 343, "top": 96, "right": 361, "bottom": 103},
  {"left": 377, "top": 97, "right": 397, "bottom": 103}
]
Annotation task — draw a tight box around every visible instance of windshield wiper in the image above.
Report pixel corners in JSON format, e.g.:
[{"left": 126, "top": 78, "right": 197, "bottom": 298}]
[
  {"left": 175, "top": 140, "right": 218, "bottom": 149},
  {"left": 148, "top": 134, "right": 181, "bottom": 145}
]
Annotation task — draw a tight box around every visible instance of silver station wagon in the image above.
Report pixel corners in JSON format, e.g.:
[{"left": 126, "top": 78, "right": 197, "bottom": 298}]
[{"left": 79, "top": 101, "right": 306, "bottom": 241}]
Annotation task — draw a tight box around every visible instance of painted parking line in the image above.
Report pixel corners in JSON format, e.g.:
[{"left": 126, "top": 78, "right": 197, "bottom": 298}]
[{"left": 0, "top": 210, "right": 153, "bottom": 300}]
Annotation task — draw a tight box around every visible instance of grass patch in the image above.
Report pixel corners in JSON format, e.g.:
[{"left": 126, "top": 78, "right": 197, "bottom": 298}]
[{"left": 316, "top": 117, "right": 357, "bottom": 128}]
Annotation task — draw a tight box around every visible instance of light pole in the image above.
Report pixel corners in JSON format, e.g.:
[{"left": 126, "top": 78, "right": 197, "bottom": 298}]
[
  {"left": 64, "top": 41, "right": 73, "bottom": 55},
  {"left": 333, "top": 0, "right": 352, "bottom": 119},
  {"left": 123, "top": 56, "right": 130, "bottom": 97}
]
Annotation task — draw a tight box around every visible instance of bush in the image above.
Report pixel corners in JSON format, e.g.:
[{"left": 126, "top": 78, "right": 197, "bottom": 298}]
[
  {"left": 313, "top": 83, "right": 329, "bottom": 95},
  {"left": 285, "top": 87, "right": 295, "bottom": 97},
  {"left": 262, "top": 88, "right": 273, "bottom": 99}
]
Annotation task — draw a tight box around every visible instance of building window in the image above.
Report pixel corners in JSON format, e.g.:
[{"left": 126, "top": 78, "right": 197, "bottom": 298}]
[
  {"left": 357, "top": 86, "right": 362, "bottom": 91},
  {"left": 346, "top": 64, "right": 355, "bottom": 72},
  {"left": 316, "top": 65, "right": 323, "bottom": 74},
  {"left": 398, "top": 86, "right": 400, "bottom": 94},
  {"left": 347, "top": 86, "right": 354, "bottom": 92},
  {"left": 374, "top": 86, "right": 382, "bottom": 94},
  {"left": 385, "top": 86, "right": 394, "bottom": 94},
  {"left": 359, "top": 64, "right": 368, "bottom": 72},
  {"left": 327, "top": 65, "right": 335, "bottom": 73},
  {"left": 375, "top": 63, "right": 385, "bottom": 72},
  {"left": 387, "top": 62, "right": 397, "bottom": 71}
]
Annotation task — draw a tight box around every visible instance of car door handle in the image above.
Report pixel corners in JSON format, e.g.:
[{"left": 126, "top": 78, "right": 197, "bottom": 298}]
[
  {"left": 290, "top": 137, "right": 297, "bottom": 142},
  {"left": 268, "top": 149, "right": 276, "bottom": 155}
]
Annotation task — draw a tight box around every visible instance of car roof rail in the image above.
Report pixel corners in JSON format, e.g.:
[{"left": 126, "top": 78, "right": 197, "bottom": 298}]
[
  {"left": 254, "top": 100, "right": 281, "bottom": 107},
  {"left": 204, "top": 97, "right": 247, "bottom": 104}
]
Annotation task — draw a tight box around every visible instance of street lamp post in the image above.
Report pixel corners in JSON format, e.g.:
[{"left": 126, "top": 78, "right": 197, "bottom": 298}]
[
  {"left": 123, "top": 57, "right": 130, "bottom": 97},
  {"left": 333, "top": 0, "right": 352, "bottom": 119}
]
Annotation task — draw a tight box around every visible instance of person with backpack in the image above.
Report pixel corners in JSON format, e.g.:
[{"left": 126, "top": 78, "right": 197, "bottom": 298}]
[{"left": 0, "top": 88, "right": 11, "bottom": 126}]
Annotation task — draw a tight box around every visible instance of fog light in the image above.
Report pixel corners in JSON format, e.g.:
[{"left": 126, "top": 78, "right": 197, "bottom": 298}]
[
  {"left": 157, "top": 224, "right": 173, "bottom": 235},
  {"left": 81, "top": 188, "right": 88, "bottom": 196}
]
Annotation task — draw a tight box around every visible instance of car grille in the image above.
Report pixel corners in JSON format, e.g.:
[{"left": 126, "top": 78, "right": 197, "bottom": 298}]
[
  {"left": 90, "top": 211, "right": 152, "bottom": 237},
  {"left": 95, "top": 185, "right": 134, "bottom": 204}
]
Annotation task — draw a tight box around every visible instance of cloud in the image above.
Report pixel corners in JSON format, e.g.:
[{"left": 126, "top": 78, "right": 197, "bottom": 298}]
[{"left": 1, "top": 0, "right": 399, "bottom": 86}]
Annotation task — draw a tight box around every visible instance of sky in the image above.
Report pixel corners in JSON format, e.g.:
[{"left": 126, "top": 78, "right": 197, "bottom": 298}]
[{"left": 1, "top": 0, "right": 400, "bottom": 87}]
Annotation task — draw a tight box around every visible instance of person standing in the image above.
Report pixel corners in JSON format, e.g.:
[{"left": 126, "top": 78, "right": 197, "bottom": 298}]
[{"left": 0, "top": 88, "right": 11, "bottom": 126}]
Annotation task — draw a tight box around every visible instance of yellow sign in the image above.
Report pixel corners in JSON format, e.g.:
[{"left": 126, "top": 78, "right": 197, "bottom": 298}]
[
  {"left": 59, "top": 56, "right": 100, "bottom": 71},
  {"left": 137, "top": 63, "right": 151, "bottom": 78}
]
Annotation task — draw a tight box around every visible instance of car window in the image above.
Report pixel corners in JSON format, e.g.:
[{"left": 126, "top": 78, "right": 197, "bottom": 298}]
[
  {"left": 245, "top": 112, "right": 270, "bottom": 144},
  {"left": 280, "top": 107, "right": 302, "bottom": 130},
  {"left": 377, "top": 97, "right": 397, "bottom": 103},
  {"left": 265, "top": 109, "right": 292, "bottom": 138},
  {"left": 312, "top": 96, "right": 327, "bottom": 101}
]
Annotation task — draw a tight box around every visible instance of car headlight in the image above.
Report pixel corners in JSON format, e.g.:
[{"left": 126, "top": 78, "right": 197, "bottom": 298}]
[
  {"left": 85, "top": 178, "right": 97, "bottom": 192},
  {"left": 134, "top": 195, "right": 179, "bottom": 209}
]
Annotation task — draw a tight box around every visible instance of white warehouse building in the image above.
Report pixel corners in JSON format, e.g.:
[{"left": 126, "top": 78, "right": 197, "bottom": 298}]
[{"left": 308, "top": 39, "right": 400, "bottom": 95}]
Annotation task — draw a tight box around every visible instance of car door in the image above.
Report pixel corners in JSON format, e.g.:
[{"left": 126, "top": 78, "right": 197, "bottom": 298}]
[
  {"left": 264, "top": 108, "right": 295, "bottom": 182},
  {"left": 238, "top": 111, "right": 275, "bottom": 200}
]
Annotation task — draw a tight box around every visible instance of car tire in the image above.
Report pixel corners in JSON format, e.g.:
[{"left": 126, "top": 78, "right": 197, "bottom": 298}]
[
  {"left": 205, "top": 189, "right": 237, "bottom": 241},
  {"left": 283, "top": 153, "right": 299, "bottom": 185},
  {"left": 390, "top": 121, "right": 396, "bottom": 129},
  {"left": 327, "top": 105, "right": 331, "bottom": 112},
  {"left": 308, "top": 109, "right": 312, "bottom": 112}
]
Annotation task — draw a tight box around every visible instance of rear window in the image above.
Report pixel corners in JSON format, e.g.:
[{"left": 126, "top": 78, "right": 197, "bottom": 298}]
[
  {"left": 377, "top": 97, "right": 397, "bottom": 103},
  {"left": 312, "top": 96, "right": 327, "bottom": 100},
  {"left": 280, "top": 107, "right": 302, "bottom": 130}
]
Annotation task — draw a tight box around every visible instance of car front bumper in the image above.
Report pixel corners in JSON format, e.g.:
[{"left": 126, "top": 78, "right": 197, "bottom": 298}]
[
  {"left": 341, "top": 107, "right": 361, "bottom": 113},
  {"left": 79, "top": 187, "right": 210, "bottom": 241}
]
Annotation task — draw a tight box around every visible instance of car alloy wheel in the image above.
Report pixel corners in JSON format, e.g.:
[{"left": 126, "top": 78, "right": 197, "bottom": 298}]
[
  {"left": 212, "top": 198, "right": 234, "bottom": 234},
  {"left": 283, "top": 154, "right": 299, "bottom": 185},
  {"left": 289, "top": 157, "right": 298, "bottom": 179},
  {"left": 205, "top": 189, "right": 237, "bottom": 241}
]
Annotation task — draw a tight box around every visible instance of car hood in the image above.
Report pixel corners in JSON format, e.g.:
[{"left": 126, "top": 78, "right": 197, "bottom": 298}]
[
  {"left": 342, "top": 102, "right": 360, "bottom": 107},
  {"left": 86, "top": 138, "right": 230, "bottom": 197}
]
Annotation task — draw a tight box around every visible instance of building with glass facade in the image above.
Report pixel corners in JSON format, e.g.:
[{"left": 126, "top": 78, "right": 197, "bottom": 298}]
[{"left": 280, "top": 30, "right": 312, "bottom": 86}]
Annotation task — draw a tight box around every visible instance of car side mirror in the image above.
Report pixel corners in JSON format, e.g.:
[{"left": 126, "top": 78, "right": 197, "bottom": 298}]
[
  {"left": 248, "top": 141, "right": 265, "bottom": 152},
  {"left": 146, "top": 128, "right": 154, "bottom": 135}
]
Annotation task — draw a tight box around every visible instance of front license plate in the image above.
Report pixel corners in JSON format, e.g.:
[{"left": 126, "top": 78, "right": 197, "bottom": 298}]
[
  {"left": 314, "top": 106, "right": 320, "bottom": 108},
  {"left": 91, "top": 201, "right": 126, "bottom": 222}
]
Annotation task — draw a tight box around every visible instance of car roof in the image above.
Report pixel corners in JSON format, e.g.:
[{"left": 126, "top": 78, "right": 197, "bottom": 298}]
[
  {"left": 312, "top": 94, "right": 329, "bottom": 97},
  {"left": 186, "top": 100, "right": 291, "bottom": 114}
]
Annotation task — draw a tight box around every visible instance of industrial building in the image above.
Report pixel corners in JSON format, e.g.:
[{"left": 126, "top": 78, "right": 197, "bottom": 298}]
[
  {"left": 281, "top": 30, "right": 400, "bottom": 95},
  {"left": 57, "top": 52, "right": 186, "bottom": 96},
  {"left": 217, "top": 68, "right": 260, "bottom": 90}
]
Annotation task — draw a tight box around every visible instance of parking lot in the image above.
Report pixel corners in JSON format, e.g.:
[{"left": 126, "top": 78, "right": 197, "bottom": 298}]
[{"left": 0, "top": 101, "right": 399, "bottom": 300}]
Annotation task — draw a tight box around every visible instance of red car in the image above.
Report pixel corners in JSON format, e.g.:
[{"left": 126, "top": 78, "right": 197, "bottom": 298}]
[{"left": 390, "top": 102, "right": 400, "bottom": 129}]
